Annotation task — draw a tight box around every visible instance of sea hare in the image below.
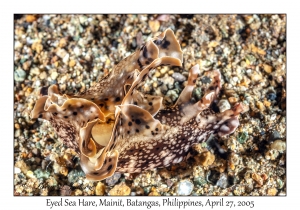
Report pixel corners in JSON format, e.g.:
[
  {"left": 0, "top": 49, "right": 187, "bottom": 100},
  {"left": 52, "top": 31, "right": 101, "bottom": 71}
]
[{"left": 31, "top": 29, "right": 243, "bottom": 181}]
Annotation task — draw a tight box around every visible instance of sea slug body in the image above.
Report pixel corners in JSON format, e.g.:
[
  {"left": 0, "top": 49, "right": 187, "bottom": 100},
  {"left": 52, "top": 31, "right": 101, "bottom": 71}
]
[{"left": 31, "top": 29, "right": 243, "bottom": 181}]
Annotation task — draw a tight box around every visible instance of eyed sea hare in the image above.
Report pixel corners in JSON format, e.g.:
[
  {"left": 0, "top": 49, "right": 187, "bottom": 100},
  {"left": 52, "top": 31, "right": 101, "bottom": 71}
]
[{"left": 31, "top": 29, "right": 243, "bottom": 181}]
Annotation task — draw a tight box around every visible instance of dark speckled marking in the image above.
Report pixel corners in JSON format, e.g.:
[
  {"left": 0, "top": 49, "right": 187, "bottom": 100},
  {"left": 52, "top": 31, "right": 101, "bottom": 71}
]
[
  {"left": 107, "top": 165, "right": 112, "bottom": 171},
  {"left": 137, "top": 58, "right": 143, "bottom": 68},
  {"left": 143, "top": 46, "right": 148, "bottom": 58},
  {"left": 162, "top": 39, "right": 170, "bottom": 49}
]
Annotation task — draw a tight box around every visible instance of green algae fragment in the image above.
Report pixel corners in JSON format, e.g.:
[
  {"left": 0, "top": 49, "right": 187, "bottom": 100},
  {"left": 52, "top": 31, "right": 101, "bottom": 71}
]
[{"left": 237, "top": 132, "right": 248, "bottom": 144}]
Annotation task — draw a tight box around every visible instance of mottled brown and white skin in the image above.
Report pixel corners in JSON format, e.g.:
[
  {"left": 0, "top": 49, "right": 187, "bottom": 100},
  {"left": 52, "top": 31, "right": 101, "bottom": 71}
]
[{"left": 31, "top": 29, "right": 243, "bottom": 181}]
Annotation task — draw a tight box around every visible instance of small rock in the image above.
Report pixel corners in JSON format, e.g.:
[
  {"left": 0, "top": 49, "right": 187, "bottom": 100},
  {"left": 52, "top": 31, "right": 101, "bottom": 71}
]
[
  {"left": 195, "top": 151, "right": 215, "bottom": 167},
  {"left": 237, "top": 132, "right": 248, "bottom": 144},
  {"left": 22, "top": 60, "right": 31, "bottom": 71},
  {"left": 277, "top": 178, "right": 284, "bottom": 189},
  {"left": 135, "top": 186, "right": 144, "bottom": 195},
  {"left": 157, "top": 14, "right": 170, "bottom": 22},
  {"left": 60, "top": 185, "right": 72, "bottom": 196},
  {"left": 263, "top": 64, "right": 273, "bottom": 73},
  {"left": 267, "top": 188, "right": 277, "bottom": 196},
  {"left": 256, "top": 101, "right": 266, "bottom": 112},
  {"left": 267, "top": 92, "right": 277, "bottom": 101},
  {"left": 252, "top": 173, "right": 263, "bottom": 186},
  {"left": 59, "top": 38, "right": 67, "bottom": 48},
  {"left": 245, "top": 183, "right": 254, "bottom": 193},
  {"left": 109, "top": 182, "right": 131, "bottom": 196},
  {"left": 192, "top": 87, "right": 202, "bottom": 101},
  {"left": 208, "top": 41, "right": 219, "bottom": 48},
  {"left": 154, "top": 71, "right": 161, "bottom": 78},
  {"left": 14, "top": 41, "right": 23, "bottom": 50},
  {"left": 39, "top": 71, "right": 47, "bottom": 80},
  {"left": 172, "top": 72, "right": 186, "bottom": 82},
  {"left": 15, "top": 160, "right": 29, "bottom": 173},
  {"left": 74, "top": 189, "right": 83, "bottom": 196},
  {"left": 95, "top": 182, "right": 106, "bottom": 195},
  {"left": 149, "top": 20, "right": 160, "bottom": 33},
  {"left": 160, "top": 66, "right": 169, "bottom": 75},
  {"left": 30, "top": 67, "right": 41, "bottom": 76},
  {"left": 56, "top": 48, "right": 68, "bottom": 59},
  {"left": 140, "top": 187, "right": 150, "bottom": 195},
  {"left": 216, "top": 173, "right": 228, "bottom": 189},
  {"left": 106, "top": 172, "right": 121, "bottom": 186},
  {"left": 63, "top": 54, "right": 70, "bottom": 64},
  {"left": 228, "top": 97, "right": 239, "bottom": 104},
  {"left": 51, "top": 71, "right": 58, "bottom": 80},
  {"left": 14, "top": 68, "right": 27, "bottom": 82},
  {"left": 148, "top": 187, "right": 160, "bottom": 196},
  {"left": 166, "top": 89, "right": 179, "bottom": 103},
  {"left": 268, "top": 130, "right": 281, "bottom": 141},
  {"left": 34, "top": 168, "right": 50, "bottom": 179},
  {"left": 79, "top": 16, "right": 88, "bottom": 25},
  {"left": 68, "top": 169, "right": 85, "bottom": 183},
  {"left": 270, "top": 140, "right": 286, "bottom": 153},
  {"left": 263, "top": 99, "right": 271, "bottom": 107},
  {"left": 14, "top": 167, "right": 21, "bottom": 174},
  {"left": 251, "top": 71, "right": 262, "bottom": 82},
  {"left": 166, "top": 179, "right": 174, "bottom": 188},
  {"left": 26, "top": 15, "right": 37, "bottom": 23},
  {"left": 69, "top": 59, "right": 76, "bottom": 67},
  {"left": 193, "top": 176, "right": 207, "bottom": 187},
  {"left": 73, "top": 47, "right": 82, "bottom": 56},
  {"left": 26, "top": 170, "right": 35, "bottom": 178},
  {"left": 177, "top": 180, "right": 194, "bottom": 196},
  {"left": 32, "top": 41, "right": 43, "bottom": 54},
  {"left": 59, "top": 166, "right": 68, "bottom": 176},
  {"left": 201, "top": 76, "right": 211, "bottom": 84},
  {"left": 218, "top": 99, "right": 231, "bottom": 112},
  {"left": 270, "top": 114, "right": 277, "bottom": 121},
  {"left": 228, "top": 153, "right": 240, "bottom": 170}
]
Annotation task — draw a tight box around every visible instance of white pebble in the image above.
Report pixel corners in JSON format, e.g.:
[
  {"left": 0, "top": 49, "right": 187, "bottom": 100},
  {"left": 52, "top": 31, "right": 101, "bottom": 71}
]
[
  {"left": 270, "top": 114, "right": 277, "bottom": 121},
  {"left": 177, "top": 180, "right": 194, "bottom": 195},
  {"left": 14, "top": 167, "right": 21, "bottom": 174}
]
